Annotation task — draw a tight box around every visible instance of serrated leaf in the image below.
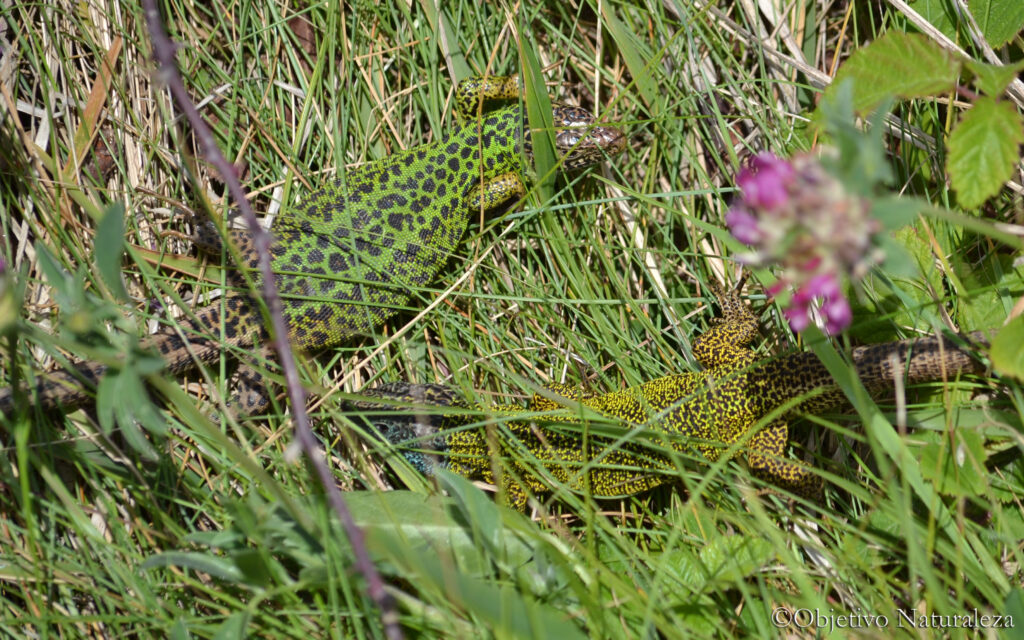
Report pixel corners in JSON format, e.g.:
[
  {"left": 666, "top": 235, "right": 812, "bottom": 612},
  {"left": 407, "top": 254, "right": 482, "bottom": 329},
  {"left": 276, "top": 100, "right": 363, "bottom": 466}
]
[
  {"left": 907, "top": 0, "right": 960, "bottom": 42},
  {"left": 968, "top": 0, "right": 1024, "bottom": 48},
  {"left": 990, "top": 315, "right": 1024, "bottom": 379},
  {"left": 229, "top": 549, "right": 274, "bottom": 588},
  {"left": 881, "top": 227, "right": 929, "bottom": 280},
  {"left": 952, "top": 251, "right": 1017, "bottom": 333},
  {"left": 829, "top": 32, "right": 961, "bottom": 115},
  {"left": 909, "top": 0, "right": 1024, "bottom": 48},
  {"left": 851, "top": 227, "right": 943, "bottom": 341},
  {"left": 947, "top": 97, "right": 1024, "bottom": 208},
  {"left": 965, "top": 59, "right": 1024, "bottom": 98},
  {"left": 95, "top": 202, "right": 129, "bottom": 301},
  {"left": 663, "top": 536, "right": 775, "bottom": 589},
  {"left": 698, "top": 536, "right": 775, "bottom": 586},
  {"left": 990, "top": 457, "right": 1024, "bottom": 503},
  {"left": 817, "top": 81, "right": 894, "bottom": 194},
  {"left": 661, "top": 548, "right": 703, "bottom": 589}
]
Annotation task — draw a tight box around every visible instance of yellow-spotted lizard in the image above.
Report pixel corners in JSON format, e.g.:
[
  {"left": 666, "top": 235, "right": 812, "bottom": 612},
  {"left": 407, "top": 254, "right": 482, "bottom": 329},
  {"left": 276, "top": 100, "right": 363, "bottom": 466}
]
[
  {"left": 349, "top": 288, "right": 988, "bottom": 509},
  {"left": 1, "top": 76, "right": 625, "bottom": 416}
]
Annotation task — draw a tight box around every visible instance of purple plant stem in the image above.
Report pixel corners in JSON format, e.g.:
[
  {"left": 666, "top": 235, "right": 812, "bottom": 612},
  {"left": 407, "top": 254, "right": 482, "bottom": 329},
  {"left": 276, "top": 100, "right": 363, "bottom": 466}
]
[{"left": 141, "top": 2, "right": 401, "bottom": 637}]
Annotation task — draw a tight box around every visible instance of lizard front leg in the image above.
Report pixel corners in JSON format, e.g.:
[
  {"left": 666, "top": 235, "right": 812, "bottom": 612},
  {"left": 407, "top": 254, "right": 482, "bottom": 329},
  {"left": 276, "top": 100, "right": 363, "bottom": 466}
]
[
  {"left": 454, "top": 76, "right": 521, "bottom": 118},
  {"left": 467, "top": 171, "right": 527, "bottom": 212},
  {"left": 746, "top": 422, "right": 821, "bottom": 498}
]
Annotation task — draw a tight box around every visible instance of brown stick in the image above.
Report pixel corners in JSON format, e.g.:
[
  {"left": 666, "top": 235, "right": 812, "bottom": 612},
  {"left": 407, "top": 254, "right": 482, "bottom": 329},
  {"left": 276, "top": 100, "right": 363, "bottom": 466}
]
[{"left": 140, "top": 3, "right": 401, "bottom": 637}]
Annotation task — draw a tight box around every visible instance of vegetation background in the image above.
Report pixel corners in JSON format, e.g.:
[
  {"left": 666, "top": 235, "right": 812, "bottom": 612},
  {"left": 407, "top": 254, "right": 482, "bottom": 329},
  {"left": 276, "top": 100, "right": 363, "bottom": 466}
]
[{"left": 1, "top": 0, "right": 1022, "bottom": 637}]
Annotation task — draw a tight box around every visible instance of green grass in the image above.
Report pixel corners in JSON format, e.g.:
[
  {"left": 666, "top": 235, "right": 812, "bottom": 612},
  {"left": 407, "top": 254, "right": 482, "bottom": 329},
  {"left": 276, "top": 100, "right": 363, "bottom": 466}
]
[{"left": 1, "top": 0, "right": 1022, "bottom": 638}]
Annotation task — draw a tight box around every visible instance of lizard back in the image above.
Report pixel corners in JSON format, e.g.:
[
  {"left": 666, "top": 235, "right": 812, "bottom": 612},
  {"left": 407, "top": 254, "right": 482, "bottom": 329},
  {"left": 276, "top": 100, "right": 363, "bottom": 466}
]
[
  {"left": 351, "top": 297, "right": 988, "bottom": 508},
  {"left": 2, "top": 78, "right": 625, "bottom": 414}
]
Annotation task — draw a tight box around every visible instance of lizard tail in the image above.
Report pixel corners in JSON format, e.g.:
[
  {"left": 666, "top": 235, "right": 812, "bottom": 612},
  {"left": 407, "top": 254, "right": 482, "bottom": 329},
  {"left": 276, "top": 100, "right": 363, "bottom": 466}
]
[
  {"left": 1, "top": 359, "right": 109, "bottom": 414},
  {"left": 851, "top": 330, "right": 990, "bottom": 390},
  {"left": 1, "top": 300, "right": 259, "bottom": 416},
  {"left": 758, "top": 330, "right": 990, "bottom": 417}
]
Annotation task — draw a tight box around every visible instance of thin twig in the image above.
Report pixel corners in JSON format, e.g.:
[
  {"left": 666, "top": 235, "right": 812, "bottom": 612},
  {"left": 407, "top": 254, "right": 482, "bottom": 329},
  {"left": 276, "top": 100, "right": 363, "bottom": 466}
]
[{"left": 140, "top": 2, "right": 402, "bottom": 637}]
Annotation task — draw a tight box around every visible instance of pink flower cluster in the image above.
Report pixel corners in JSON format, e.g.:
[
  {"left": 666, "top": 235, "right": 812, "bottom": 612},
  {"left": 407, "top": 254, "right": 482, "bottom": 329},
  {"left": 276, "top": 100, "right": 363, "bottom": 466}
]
[{"left": 726, "top": 152, "right": 880, "bottom": 335}]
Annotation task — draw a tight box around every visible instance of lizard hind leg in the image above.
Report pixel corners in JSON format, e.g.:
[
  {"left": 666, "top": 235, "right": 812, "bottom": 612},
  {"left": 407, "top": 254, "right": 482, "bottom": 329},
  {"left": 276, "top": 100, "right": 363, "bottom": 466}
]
[
  {"left": 692, "top": 282, "right": 761, "bottom": 369},
  {"left": 528, "top": 381, "right": 596, "bottom": 412},
  {"left": 231, "top": 362, "right": 273, "bottom": 416},
  {"left": 500, "top": 474, "right": 530, "bottom": 513},
  {"left": 454, "top": 76, "right": 521, "bottom": 118},
  {"left": 466, "top": 172, "right": 527, "bottom": 213},
  {"left": 745, "top": 422, "right": 822, "bottom": 499},
  {"left": 222, "top": 345, "right": 278, "bottom": 417}
]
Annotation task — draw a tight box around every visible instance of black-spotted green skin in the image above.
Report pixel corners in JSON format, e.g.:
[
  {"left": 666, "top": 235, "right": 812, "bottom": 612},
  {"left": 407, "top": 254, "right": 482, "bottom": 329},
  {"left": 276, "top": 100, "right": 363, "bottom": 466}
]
[
  {"left": 1, "top": 76, "right": 625, "bottom": 415},
  {"left": 351, "top": 290, "right": 987, "bottom": 510}
]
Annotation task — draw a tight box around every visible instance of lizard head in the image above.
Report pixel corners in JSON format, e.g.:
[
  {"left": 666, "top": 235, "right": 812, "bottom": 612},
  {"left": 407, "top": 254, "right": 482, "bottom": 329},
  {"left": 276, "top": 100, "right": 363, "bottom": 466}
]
[
  {"left": 348, "top": 382, "right": 461, "bottom": 475},
  {"left": 526, "top": 103, "right": 627, "bottom": 170}
]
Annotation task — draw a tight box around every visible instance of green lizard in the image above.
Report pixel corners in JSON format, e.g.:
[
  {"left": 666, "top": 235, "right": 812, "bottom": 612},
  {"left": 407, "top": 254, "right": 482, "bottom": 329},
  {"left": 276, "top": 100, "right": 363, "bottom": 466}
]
[
  {"left": 348, "top": 288, "right": 988, "bottom": 509},
  {"left": 1, "top": 76, "right": 625, "bottom": 416}
]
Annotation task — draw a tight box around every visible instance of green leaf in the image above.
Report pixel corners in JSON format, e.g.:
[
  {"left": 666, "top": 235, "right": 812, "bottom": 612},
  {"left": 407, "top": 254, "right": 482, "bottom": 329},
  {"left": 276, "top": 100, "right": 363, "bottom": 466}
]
[
  {"left": 34, "top": 243, "right": 75, "bottom": 305},
  {"left": 817, "top": 81, "right": 894, "bottom": 194},
  {"left": 663, "top": 536, "right": 775, "bottom": 589},
  {"left": 850, "top": 226, "right": 944, "bottom": 342},
  {"left": 211, "top": 611, "right": 250, "bottom": 640},
  {"left": 1005, "top": 588, "right": 1024, "bottom": 634},
  {"left": 947, "top": 97, "right": 1024, "bottom": 208},
  {"left": 169, "top": 619, "right": 192, "bottom": 640},
  {"left": 907, "top": 0, "right": 1024, "bottom": 48},
  {"left": 991, "top": 315, "right": 1024, "bottom": 379},
  {"left": 95, "top": 202, "right": 129, "bottom": 301},
  {"left": 968, "top": 0, "right": 1024, "bottom": 48},
  {"left": 229, "top": 549, "right": 274, "bottom": 588},
  {"left": 435, "top": 469, "right": 507, "bottom": 555},
  {"left": 989, "top": 453, "right": 1024, "bottom": 504},
  {"left": 952, "top": 249, "right": 1017, "bottom": 332},
  {"left": 872, "top": 195, "right": 925, "bottom": 230},
  {"left": 917, "top": 429, "right": 988, "bottom": 497},
  {"left": 907, "top": 0, "right": 961, "bottom": 42},
  {"left": 697, "top": 536, "right": 775, "bottom": 587},
  {"left": 519, "top": 40, "right": 556, "bottom": 206},
  {"left": 110, "top": 370, "right": 161, "bottom": 460},
  {"left": 369, "top": 523, "right": 588, "bottom": 640},
  {"left": 828, "top": 32, "right": 961, "bottom": 115},
  {"left": 965, "top": 59, "right": 1024, "bottom": 98},
  {"left": 345, "top": 490, "right": 533, "bottom": 577},
  {"left": 667, "top": 592, "right": 719, "bottom": 636},
  {"left": 141, "top": 551, "right": 246, "bottom": 582},
  {"left": 96, "top": 368, "right": 117, "bottom": 437},
  {"left": 599, "top": 5, "right": 658, "bottom": 108}
]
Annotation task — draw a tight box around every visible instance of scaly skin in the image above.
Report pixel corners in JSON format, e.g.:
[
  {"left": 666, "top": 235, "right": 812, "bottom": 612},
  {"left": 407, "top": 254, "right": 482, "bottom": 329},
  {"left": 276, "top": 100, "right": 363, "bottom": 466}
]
[
  {"left": 1, "top": 76, "right": 625, "bottom": 415},
  {"left": 349, "top": 289, "right": 987, "bottom": 510}
]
